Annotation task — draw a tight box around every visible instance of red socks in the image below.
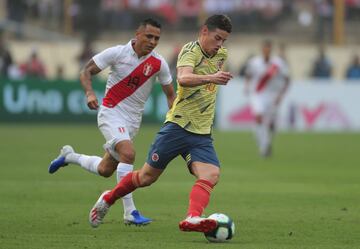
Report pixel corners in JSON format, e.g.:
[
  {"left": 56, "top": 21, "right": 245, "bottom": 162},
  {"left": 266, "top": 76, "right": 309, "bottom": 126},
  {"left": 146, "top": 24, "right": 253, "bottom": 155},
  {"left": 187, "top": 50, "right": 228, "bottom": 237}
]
[
  {"left": 187, "top": 179, "right": 214, "bottom": 217},
  {"left": 103, "top": 173, "right": 214, "bottom": 218},
  {"left": 104, "top": 171, "right": 140, "bottom": 205}
]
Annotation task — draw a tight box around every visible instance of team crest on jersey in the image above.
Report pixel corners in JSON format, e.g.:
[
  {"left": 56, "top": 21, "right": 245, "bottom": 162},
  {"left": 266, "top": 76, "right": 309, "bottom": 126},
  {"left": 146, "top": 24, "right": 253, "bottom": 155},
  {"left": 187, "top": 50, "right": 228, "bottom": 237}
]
[
  {"left": 118, "top": 127, "right": 126, "bottom": 133},
  {"left": 143, "top": 63, "right": 153, "bottom": 76},
  {"left": 151, "top": 153, "right": 159, "bottom": 162},
  {"left": 217, "top": 58, "right": 225, "bottom": 70}
]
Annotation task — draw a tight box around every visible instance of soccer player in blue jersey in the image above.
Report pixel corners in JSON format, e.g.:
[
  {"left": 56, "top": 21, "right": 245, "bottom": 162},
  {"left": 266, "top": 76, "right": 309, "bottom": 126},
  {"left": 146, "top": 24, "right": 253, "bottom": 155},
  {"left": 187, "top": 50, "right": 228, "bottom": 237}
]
[{"left": 89, "top": 14, "right": 233, "bottom": 233}]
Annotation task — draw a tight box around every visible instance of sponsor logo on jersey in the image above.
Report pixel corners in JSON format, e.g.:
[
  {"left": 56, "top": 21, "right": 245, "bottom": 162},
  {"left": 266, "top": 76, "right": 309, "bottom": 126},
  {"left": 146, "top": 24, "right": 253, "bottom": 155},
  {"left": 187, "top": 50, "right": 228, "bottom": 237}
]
[
  {"left": 151, "top": 153, "right": 159, "bottom": 162},
  {"left": 118, "top": 127, "right": 126, "bottom": 133},
  {"left": 143, "top": 63, "right": 153, "bottom": 76}
]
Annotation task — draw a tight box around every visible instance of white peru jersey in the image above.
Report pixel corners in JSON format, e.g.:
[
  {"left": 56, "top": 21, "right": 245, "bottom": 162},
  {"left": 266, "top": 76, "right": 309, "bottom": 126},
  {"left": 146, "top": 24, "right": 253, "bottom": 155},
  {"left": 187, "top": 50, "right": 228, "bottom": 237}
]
[
  {"left": 92, "top": 40, "right": 172, "bottom": 126},
  {"left": 246, "top": 55, "right": 289, "bottom": 97}
]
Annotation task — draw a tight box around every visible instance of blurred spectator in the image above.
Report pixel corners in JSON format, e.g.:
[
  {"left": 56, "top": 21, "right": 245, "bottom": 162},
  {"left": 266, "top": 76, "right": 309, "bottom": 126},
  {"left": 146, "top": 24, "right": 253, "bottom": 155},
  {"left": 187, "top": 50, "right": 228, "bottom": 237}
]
[
  {"left": 127, "top": 0, "right": 147, "bottom": 29},
  {"left": 77, "top": 38, "right": 96, "bottom": 71},
  {"left": 0, "top": 35, "right": 13, "bottom": 78},
  {"left": 258, "top": 0, "right": 283, "bottom": 32},
  {"left": 345, "top": 54, "right": 360, "bottom": 79},
  {"left": 19, "top": 49, "right": 47, "bottom": 79},
  {"left": 145, "top": 0, "right": 177, "bottom": 26},
  {"left": 314, "top": 0, "right": 333, "bottom": 42},
  {"left": 6, "top": 0, "right": 28, "bottom": 39},
  {"left": 101, "top": 0, "right": 133, "bottom": 30},
  {"left": 55, "top": 64, "right": 65, "bottom": 80},
  {"left": 346, "top": 0, "right": 360, "bottom": 20},
  {"left": 311, "top": 46, "right": 332, "bottom": 79},
  {"left": 177, "top": 0, "right": 201, "bottom": 30},
  {"left": 76, "top": 0, "right": 101, "bottom": 40},
  {"left": 204, "top": 0, "right": 234, "bottom": 15},
  {"left": 100, "top": 0, "right": 119, "bottom": 30},
  {"left": 37, "top": 0, "right": 62, "bottom": 29}
]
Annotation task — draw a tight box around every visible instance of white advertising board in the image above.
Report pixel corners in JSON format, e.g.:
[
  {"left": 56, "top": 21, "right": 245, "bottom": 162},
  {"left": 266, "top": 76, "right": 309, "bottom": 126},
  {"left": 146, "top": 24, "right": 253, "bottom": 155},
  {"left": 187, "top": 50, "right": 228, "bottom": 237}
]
[{"left": 217, "top": 79, "right": 360, "bottom": 131}]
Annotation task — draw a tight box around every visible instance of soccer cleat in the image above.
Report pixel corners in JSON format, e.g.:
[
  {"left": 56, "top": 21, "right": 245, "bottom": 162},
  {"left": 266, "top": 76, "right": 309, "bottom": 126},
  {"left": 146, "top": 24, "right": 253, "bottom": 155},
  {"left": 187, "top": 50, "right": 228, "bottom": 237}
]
[
  {"left": 48, "top": 145, "right": 74, "bottom": 174},
  {"left": 261, "top": 144, "right": 272, "bottom": 158},
  {"left": 124, "top": 210, "right": 152, "bottom": 226},
  {"left": 179, "top": 216, "right": 217, "bottom": 233},
  {"left": 89, "top": 190, "right": 111, "bottom": 228}
]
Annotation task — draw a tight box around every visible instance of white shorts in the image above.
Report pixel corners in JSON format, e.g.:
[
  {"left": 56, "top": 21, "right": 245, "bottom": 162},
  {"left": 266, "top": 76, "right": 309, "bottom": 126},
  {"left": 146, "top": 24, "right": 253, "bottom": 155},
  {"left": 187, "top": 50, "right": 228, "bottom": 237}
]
[
  {"left": 250, "top": 94, "right": 277, "bottom": 122},
  {"left": 97, "top": 106, "right": 140, "bottom": 161}
]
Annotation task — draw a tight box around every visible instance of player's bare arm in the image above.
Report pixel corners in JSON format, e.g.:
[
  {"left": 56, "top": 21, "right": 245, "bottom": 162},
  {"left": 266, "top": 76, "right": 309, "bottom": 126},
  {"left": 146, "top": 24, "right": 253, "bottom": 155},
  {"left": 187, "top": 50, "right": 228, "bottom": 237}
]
[
  {"left": 275, "top": 76, "right": 290, "bottom": 106},
  {"left": 161, "top": 83, "right": 176, "bottom": 109},
  {"left": 177, "top": 66, "right": 233, "bottom": 87},
  {"left": 80, "top": 59, "right": 102, "bottom": 110}
]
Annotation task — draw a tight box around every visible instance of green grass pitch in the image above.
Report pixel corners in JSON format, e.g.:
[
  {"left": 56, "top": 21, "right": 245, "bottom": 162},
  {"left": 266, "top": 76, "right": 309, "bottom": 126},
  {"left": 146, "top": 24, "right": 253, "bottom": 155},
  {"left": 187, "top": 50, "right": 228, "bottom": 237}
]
[{"left": 0, "top": 124, "right": 359, "bottom": 249}]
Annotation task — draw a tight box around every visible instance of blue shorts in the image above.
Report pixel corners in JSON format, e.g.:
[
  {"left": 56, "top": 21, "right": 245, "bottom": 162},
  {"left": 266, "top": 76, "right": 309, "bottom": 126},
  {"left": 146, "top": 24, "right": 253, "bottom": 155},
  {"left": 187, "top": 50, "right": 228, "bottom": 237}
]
[{"left": 146, "top": 122, "right": 220, "bottom": 170}]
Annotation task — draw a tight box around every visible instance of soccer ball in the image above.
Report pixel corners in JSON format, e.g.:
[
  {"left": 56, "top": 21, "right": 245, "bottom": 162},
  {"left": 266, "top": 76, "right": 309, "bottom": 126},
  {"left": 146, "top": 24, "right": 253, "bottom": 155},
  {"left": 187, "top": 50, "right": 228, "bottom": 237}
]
[{"left": 204, "top": 213, "right": 235, "bottom": 242}]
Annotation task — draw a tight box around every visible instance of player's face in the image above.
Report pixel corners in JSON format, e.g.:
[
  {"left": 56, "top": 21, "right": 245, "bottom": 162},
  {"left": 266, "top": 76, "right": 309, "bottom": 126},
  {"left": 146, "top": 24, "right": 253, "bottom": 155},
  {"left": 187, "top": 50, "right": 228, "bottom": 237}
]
[
  {"left": 202, "top": 27, "right": 229, "bottom": 56},
  {"left": 136, "top": 24, "right": 161, "bottom": 56},
  {"left": 262, "top": 44, "right": 272, "bottom": 58}
]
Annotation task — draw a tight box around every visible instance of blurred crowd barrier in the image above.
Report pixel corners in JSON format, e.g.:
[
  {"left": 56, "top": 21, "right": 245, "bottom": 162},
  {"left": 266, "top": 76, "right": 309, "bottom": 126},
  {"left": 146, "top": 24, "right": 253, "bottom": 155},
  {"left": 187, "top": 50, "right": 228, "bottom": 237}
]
[
  {"left": 218, "top": 78, "right": 360, "bottom": 132},
  {"left": 2, "top": 39, "right": 360, "bottom": 81}
]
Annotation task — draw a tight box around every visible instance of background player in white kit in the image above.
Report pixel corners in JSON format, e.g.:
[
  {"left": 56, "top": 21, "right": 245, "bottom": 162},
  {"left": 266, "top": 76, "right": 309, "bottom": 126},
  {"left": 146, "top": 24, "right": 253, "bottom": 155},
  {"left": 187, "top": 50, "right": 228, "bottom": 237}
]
[
  {"left": 48, "top": 18, "right": 175, "bottom": 225},
  {"left": 245, "top": 40, "right": 290, "bottom": 157}
]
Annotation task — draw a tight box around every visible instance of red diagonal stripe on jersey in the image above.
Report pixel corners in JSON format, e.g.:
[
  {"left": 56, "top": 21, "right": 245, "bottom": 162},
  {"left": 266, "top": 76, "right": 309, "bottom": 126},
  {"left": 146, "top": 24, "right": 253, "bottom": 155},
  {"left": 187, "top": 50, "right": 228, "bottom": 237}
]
[
  {"left": 256, "top": 63, "right": 279, "bottom": 92},
  {"left": 103, "top": 56, "right": 161, "bottom": 108}
]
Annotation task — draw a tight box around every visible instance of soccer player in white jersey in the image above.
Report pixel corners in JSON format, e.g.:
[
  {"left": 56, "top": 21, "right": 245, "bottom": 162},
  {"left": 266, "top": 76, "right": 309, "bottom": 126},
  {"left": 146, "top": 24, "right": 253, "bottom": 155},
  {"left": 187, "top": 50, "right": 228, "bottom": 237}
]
[
  {"left": 245, "top": 40, "right": 290, "bottom": 157},
  {"left": 48, "top": 18, "right": 176, "bottom": 225}
]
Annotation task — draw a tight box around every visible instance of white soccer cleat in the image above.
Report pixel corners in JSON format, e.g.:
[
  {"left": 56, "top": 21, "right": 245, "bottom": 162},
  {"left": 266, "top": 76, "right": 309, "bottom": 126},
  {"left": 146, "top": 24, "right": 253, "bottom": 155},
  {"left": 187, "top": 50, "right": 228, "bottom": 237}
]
[
  {"left": 89, "top": 190, "right": 111, "bottom": 228},
  {"left": 61, "top": 145, "right": 75, "bottom": 156},
  {"left": 179, "top": 216, "right": 217, "bottom": 233},
  {"left": 48, "top": 145, "right": 75, "bottom": 174}
]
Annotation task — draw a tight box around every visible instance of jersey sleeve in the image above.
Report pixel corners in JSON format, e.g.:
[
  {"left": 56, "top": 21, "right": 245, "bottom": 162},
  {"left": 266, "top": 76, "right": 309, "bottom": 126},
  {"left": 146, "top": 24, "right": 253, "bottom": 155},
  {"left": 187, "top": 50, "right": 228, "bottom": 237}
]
[
  {"left": 92, "top": 46, "right": 119, "bottom": 70},
  {"left": 177, "top": 46, "right": 197, "bottom": 68},
  {"left": 157, "top": 58, "right": 173, "bottom": 85}
]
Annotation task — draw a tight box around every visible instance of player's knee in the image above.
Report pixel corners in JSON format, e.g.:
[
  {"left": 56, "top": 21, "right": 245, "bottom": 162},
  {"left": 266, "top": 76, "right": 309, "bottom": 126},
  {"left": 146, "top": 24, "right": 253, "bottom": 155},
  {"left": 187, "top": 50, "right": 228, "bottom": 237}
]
[
  {"left": 208, "top": 171, "right": 220, "bottom": 185},
  {"left": 98, "top": 164, "right": 114, "bottom": 178},
  {"left": 118, "top": 148, "right": 136, "bottom": 164},
  {"left": 204, "top": 167, "right": 220, "bottom": 185},
  {"left": 98, "top": 166, "right": 114, "bottom": 178},
  {"left": 200, "top": 169, "right": 220, "bottom": 185}
]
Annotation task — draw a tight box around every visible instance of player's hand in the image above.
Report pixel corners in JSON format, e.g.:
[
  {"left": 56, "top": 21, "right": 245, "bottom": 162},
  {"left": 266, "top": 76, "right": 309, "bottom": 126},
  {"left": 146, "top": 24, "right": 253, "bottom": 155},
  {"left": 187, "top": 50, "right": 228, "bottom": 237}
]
[
  {"left": 86, "top": 91, "right": 99, "bottom": 110},
  {"left": 212, "top": 71, "right": 233, "bottom": 85}
]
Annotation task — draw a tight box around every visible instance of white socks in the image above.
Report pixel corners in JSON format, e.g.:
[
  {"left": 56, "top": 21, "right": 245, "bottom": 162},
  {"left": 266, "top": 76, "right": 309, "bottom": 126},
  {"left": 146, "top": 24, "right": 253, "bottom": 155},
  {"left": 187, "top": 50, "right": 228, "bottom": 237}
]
[
  {"left": 65, "top": 152, "right": 101, "bottom": 175},
  {"left": 117, "top": 163, "right": 136, "bottom": 217},
  {"left": 65, "top": 151, "right": 136, "bottom": 217},
  {"left": 255, "top": 124, "right": 271, "bottom": 156}
]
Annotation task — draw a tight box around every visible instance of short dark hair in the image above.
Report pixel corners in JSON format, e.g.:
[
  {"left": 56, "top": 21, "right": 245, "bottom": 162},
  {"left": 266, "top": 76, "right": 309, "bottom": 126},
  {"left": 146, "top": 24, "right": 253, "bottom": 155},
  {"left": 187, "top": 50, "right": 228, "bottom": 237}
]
[
  {"left": 139, "top": 18, "right": 161, "bottom": 29},
  {"left": 204, "top": 15, "right": 232, "bottom": 33}
]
